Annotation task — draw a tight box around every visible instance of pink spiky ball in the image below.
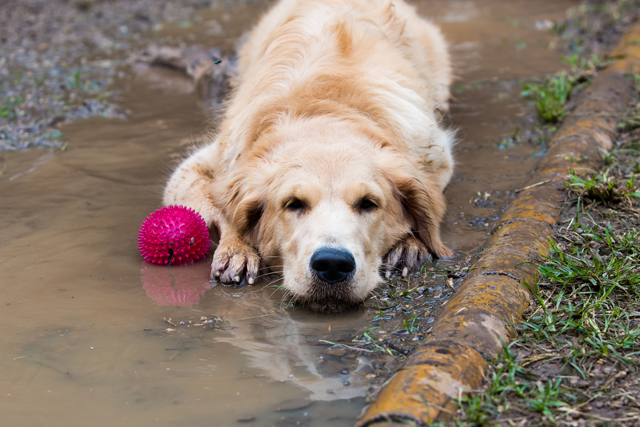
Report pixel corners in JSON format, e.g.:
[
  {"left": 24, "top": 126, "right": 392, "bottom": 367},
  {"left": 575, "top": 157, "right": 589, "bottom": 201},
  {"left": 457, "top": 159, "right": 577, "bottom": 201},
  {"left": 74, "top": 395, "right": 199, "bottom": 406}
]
[{"left": 138, "top": 205, "right": 210, "bottom": 266}]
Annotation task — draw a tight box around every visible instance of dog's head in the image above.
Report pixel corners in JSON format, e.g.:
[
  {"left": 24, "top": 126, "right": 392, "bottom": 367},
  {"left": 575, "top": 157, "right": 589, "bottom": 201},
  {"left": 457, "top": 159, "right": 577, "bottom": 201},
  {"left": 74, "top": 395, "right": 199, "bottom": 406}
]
[{"left": 220, "top": 118, "right": 451, "bottom": 310}]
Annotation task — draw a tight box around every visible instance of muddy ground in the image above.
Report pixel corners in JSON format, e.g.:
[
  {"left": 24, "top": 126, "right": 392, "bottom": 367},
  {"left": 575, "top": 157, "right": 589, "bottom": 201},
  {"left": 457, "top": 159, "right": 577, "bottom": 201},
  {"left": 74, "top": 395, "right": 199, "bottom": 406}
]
[
  {"left": 1, "top": 0, "right": 638, "bottom": 426},
  {"left": 0, "top": 0, "right": 262, "bottom": 150}
]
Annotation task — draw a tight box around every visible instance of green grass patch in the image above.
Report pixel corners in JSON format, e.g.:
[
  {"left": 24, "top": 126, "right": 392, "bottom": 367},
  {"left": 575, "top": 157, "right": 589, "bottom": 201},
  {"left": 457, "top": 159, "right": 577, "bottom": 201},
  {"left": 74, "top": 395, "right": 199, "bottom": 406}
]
[
  {"left": 567, "top": 167, "right": 640, "bottom": 205},
  {"left": 521, "top": 75, "right": 573, "bottom": 123},
  {"left": 455, "top": 217, "right": 640, "bottom": 426},
  {"left": 521, "top": 54, "right": 608, "bottom": 124}
]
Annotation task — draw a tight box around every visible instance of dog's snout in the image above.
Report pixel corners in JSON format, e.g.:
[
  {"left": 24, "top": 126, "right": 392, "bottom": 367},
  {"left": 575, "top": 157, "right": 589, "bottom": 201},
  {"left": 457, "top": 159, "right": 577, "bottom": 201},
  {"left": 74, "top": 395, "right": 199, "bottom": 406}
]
[{"left": 310, "top": 247, "right": 356, "bottom": 284}]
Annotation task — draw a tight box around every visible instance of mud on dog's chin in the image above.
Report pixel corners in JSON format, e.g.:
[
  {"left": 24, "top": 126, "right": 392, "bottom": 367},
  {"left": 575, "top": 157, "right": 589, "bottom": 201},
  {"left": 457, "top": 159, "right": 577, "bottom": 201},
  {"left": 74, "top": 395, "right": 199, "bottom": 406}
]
[{"left": 292, "top": 276, "right": 367, "bottom": 313}]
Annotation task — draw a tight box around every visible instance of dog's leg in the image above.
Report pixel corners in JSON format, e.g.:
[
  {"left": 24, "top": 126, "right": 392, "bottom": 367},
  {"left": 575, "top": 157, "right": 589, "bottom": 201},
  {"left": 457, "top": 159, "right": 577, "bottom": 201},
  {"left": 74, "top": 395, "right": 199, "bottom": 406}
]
[
  {"left": 383, "top": 235, "right": 432, "bottom": 278},
  {"left": 164, "top": 144, "right": 260, "bottom": 284}
]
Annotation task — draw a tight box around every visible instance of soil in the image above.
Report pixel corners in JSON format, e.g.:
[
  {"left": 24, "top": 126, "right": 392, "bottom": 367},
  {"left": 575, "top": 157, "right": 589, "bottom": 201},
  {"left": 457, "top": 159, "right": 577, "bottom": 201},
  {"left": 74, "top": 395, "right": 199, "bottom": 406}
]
[
  {"left": 0, "top": 0, "right": 259, "bottom": 150},
  {"left": 557, "top": 0, "right": 640, "bottom": 55}
]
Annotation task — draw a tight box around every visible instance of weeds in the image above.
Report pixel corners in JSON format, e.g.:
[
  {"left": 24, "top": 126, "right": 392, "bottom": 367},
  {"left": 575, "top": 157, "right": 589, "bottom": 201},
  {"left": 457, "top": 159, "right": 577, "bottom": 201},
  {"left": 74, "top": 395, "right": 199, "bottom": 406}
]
[
  {"left": 521, "top": 54, "right": 609, "bottom": 124},
  {"left": 567, "top": 168, "right": 639, "bottom": 205},
  {"left": 562, "top": 53, "right": 610, "bottom": 75},
  {"left": 455, "top": 218, "right": 640, "bottom": 426},
  {"left": 521, "top": 75, "right": 573, "bottom": 123}
]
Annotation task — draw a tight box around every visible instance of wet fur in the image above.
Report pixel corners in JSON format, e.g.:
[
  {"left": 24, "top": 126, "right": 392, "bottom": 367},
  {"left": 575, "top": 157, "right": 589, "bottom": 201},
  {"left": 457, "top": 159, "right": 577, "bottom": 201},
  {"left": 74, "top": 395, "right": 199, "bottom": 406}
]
[{"left": 164, "top": 0, "right": 454, "bottom": 308}]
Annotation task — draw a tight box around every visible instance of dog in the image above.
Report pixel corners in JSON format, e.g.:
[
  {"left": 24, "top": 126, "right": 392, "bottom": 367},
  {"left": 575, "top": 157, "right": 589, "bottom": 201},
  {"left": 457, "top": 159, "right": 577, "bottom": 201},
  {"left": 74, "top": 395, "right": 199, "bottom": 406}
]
[{"left": 163, "top": 0, "right": 454, "bottom": 310}]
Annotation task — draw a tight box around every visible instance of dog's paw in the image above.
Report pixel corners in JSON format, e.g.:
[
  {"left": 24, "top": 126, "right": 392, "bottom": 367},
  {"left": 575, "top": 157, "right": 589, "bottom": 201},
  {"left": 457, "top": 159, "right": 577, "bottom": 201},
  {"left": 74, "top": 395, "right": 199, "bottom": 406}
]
[
  {"left": 211, "top": 238, "right": 260, "bottom": 285},
  {"left": 383, "top": 236, "right": 431, "bottom": 279}
]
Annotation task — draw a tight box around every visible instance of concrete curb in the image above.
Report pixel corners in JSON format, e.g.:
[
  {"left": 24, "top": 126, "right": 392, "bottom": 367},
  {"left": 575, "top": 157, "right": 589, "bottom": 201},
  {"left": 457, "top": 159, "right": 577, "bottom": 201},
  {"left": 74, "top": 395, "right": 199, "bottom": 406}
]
[{"left": 356, "top": 21, "right": 640, "bottom": 427}]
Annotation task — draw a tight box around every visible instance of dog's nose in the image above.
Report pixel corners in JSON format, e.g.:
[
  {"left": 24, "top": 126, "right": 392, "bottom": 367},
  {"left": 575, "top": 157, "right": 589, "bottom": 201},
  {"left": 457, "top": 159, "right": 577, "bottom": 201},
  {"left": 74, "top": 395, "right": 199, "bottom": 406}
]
[{"left": 310, "top": 247, "right": 356, "bottom": 284}]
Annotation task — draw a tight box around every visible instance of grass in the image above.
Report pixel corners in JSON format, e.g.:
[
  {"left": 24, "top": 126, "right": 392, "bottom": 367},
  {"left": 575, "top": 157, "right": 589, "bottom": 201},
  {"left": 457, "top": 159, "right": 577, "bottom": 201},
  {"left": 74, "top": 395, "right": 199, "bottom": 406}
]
[
  {"left": 454, "top": 218, "right": 640, "bottom": 426},
  {"left": 521, "top": 75, "right": 574, "bottom": 123},
  {"left": 562, "top": 54, "right": 610, "bottom": 75},
  {"left": 452, "top": 79, "right": 640, "bottom": 425},
  {"left": 567, "top": 167, "right": 640, "bottom": 206},
  {"left": 521, "top": 54, "right": 608, "bottom": 124}
]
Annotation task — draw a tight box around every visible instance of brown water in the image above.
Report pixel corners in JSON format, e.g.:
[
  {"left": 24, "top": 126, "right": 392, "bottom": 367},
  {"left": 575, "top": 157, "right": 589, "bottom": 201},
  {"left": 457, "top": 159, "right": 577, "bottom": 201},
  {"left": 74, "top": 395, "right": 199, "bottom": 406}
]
[{"left": 0, "top": 1, "right": 578, "bottom": 426}]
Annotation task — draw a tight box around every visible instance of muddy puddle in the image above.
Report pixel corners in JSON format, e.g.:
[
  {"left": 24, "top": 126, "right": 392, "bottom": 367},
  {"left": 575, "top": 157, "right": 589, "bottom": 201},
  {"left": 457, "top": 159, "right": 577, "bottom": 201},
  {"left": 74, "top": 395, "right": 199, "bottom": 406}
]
[{"left": 0, "top": 1, "right": 578, "bottom": 425}]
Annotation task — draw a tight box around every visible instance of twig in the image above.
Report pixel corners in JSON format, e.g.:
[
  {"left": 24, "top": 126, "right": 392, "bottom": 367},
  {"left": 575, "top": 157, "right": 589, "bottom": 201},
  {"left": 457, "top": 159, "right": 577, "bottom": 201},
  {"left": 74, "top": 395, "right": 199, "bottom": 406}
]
[
  {"left": 162, "top": 316, "right": 177, "bottom": 326},
  {"left": 558, "top": 407, "right": 639, "bottom": 422},
  {"left": 515, "top": 180, "right": 551, "bottom": 193},
  {"left": 236, "top": 314, "right": 276, "bottom": 321},
  {"left": 603, "top": 370, "right": 628, "bottom": 388},
  {"left": 412, "top": 394, "right": 455, "bottom": 415},
  {"left": 318, "top": 339, "right": 374, "bottom": 353}
]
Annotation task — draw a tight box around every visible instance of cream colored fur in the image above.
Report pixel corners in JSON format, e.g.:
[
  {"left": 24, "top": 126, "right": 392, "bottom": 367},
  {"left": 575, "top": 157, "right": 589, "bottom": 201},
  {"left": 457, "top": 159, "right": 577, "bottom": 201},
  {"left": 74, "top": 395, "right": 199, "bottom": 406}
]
[{"left": 164, "top": 0, "right": 453, "bottom": 308}]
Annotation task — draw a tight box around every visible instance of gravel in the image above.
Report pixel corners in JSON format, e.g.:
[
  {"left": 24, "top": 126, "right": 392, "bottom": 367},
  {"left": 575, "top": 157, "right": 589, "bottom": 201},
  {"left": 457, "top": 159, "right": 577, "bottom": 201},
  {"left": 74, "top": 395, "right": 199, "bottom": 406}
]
[{"left": 0, "top": 0, "right": 246, "bottom": 150}]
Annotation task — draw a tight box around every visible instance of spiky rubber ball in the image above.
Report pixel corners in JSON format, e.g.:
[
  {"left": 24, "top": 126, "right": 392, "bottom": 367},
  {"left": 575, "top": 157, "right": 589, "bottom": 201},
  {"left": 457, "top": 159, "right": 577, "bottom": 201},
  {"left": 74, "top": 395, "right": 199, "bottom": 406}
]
[{"left": 138, "top": 205, "right": 210, "bottom": 266}]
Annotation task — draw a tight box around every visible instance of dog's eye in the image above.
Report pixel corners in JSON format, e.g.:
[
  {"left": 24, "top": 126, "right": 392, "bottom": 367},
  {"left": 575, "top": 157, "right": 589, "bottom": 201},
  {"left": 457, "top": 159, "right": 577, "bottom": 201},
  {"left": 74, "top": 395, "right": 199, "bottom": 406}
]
[
  {"left": 358, "top": 198, "right": 378, "bottom": 212},
  {"left": 284, "top": 198, "right": 305, "bottom": 212}
]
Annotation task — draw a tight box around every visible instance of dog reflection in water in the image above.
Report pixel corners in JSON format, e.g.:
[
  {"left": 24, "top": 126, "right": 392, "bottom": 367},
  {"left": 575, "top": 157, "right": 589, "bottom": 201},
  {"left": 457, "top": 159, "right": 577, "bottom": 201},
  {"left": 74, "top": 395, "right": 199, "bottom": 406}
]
[{"left": 140, "top": 263, "right": 371, "bottom": 400}]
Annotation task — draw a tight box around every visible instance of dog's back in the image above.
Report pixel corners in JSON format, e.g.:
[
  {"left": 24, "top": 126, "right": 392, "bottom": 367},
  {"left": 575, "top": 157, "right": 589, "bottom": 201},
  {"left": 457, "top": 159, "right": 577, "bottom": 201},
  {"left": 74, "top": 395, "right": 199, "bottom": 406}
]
[
  {"left": 239, "top": 0, "right": 450, "bottom": 106},
  {"left": 217, "top": 0, "right": 453, "bottom": 188}
]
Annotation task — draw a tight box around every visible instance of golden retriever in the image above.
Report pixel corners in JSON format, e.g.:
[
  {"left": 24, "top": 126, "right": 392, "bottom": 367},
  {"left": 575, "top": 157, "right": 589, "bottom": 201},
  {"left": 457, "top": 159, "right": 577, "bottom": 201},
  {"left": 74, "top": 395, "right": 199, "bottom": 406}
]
[{"left": 163, "top": 0, "right": 454, "bottom": 310}]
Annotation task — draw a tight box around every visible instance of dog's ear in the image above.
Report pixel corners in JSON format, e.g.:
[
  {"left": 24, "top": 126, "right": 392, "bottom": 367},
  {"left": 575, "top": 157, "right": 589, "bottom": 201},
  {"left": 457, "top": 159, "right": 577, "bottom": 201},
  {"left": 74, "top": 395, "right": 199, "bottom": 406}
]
[
  {"left": 230, "top": 192, "right": 264, "bottom": 246},
  {"left": 219, "top": 156, "right": 279, "bottom": 247},
  {"left": 388, "top": 169, "right": 453, "bottom": 259},
  {"left": 215, "top": 169, "right": 265, "bottom": 246}
]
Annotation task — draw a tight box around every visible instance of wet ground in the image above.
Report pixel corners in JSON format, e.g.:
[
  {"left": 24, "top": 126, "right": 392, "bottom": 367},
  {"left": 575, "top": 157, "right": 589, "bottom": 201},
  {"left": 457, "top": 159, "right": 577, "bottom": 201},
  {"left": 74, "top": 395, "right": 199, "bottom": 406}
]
[
  {"left": 0, "top": 0, "right": 195, "bottom": 150},
  {"left": 0, "top": 0, "right": 580, "bottom": 425}
]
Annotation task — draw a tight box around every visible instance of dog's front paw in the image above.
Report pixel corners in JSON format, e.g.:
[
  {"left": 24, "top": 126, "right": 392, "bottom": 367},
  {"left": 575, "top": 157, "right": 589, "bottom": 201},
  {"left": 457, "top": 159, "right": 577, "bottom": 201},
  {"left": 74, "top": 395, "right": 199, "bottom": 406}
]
[
  {"left": 383, "top": 236, "right": 431, "bottom": 279},
  {"left": 211, "top": 238, "right": 260, "bottom": 285}
]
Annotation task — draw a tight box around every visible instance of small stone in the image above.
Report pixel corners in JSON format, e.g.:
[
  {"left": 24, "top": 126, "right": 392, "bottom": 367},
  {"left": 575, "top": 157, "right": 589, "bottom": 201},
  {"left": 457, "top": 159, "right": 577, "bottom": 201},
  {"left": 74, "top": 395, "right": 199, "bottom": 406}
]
[{"left": 323, "top": 347, "right": 347, "bottom": 357}]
